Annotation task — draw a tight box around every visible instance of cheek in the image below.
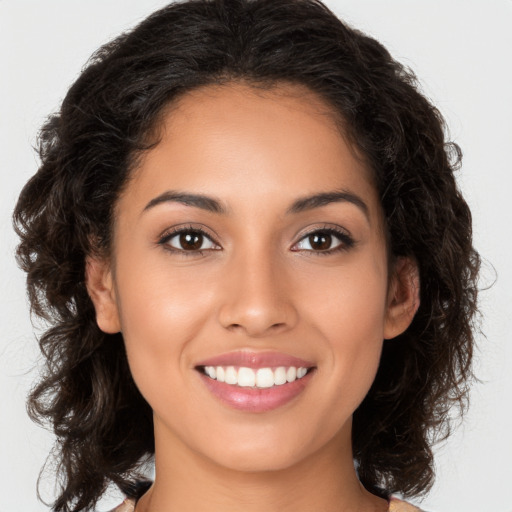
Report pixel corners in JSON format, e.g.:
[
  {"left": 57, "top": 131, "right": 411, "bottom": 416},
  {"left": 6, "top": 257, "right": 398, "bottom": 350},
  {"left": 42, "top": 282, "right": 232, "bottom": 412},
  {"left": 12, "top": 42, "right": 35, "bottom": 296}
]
[
  {"left": 115, "top": 244, "right": 216, "bottom": 334},
  {"left": 304, "top": 257, "right": 388, "bottom": 402},
  {"left": 113, "top": 256, "right": 217, "bottom": 397}
]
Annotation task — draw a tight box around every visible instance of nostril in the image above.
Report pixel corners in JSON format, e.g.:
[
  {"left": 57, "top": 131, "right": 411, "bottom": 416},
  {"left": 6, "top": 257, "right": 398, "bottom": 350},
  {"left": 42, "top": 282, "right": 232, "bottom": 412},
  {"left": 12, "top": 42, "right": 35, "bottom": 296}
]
[
  {"left": 226, "top": 321, "right": 289, "bottom": 336},
  {"left": 218, "top": 299, "right": 298, "bottom": 336}
]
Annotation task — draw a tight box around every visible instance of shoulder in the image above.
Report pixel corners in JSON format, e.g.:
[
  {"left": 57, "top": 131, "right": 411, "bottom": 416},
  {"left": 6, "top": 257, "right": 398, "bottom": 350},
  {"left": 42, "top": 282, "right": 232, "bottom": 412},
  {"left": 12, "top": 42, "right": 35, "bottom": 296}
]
[
  {"left": 388, "top": 497, "right": 426, "bottom": 512},
  {"left": 109, "top": 498, "right": 136, "bottom": 512}
]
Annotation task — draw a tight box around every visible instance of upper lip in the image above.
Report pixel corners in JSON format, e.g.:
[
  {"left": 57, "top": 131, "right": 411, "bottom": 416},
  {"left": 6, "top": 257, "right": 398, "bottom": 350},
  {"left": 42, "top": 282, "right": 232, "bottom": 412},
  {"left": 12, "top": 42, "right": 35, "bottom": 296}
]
[{"left": 195, "top": 350, "right": 315, "bottom": 369}]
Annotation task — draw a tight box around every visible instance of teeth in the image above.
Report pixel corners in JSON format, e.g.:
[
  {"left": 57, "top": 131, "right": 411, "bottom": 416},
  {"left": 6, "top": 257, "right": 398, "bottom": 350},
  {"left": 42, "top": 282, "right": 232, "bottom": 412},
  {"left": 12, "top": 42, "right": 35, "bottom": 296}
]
[
  {"left": 225, "top": 366, "right": 237, "bottom": 385},
  {"left": 256, "top": 368, "right": 274, "bottom": 388},
  {"left": 238, "top": 367, "right": 256, "bottom": 387},
  {"left": 297, "top": 367, "right": 307, "bottom": 378},
  {"left": 286, "top": 366, "right": 297, "bottom": 382},
  {"left": 203, "top": 365, "right": 310, "bottom": 388},
  {"left": 274, "top": 366, "right": 287, "bottom": 385}
]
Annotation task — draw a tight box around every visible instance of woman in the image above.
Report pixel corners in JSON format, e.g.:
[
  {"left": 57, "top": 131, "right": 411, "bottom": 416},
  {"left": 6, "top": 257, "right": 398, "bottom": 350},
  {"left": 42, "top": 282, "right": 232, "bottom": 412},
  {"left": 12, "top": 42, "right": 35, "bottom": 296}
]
[{"left": 13, "top": 1, "right": 480, "bottom": 511}]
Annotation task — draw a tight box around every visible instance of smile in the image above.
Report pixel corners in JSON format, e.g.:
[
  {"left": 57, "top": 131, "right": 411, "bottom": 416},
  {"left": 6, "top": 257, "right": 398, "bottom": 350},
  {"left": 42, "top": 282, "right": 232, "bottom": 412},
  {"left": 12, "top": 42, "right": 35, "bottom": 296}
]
[
  {"left": 200, "top": 365, "right": 310, "bottom": 388},
  {"left": 195, "top": 351, "right": 316, "bottom": 412}
]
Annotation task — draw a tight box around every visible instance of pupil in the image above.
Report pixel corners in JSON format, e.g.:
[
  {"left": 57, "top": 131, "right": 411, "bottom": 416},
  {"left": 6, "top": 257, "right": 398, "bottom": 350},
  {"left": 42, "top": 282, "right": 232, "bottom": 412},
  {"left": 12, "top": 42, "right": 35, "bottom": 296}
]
[
  {"left": 310, "top": 233, "right": 331, "bottom": 250},
  {"left": 180, "top": 232, "right": 202, "bottom": 250}
]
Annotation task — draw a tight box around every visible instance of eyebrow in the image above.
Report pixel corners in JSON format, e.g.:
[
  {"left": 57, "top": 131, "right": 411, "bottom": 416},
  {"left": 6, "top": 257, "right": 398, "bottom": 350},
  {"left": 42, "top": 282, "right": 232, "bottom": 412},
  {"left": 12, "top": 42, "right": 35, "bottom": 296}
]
[
  {"left": 143, "top": 191, "right": 227, "bottom": 214},
  {"left": 287, "top": 190, "right": 369, "bottom": 219},
  {"left": 142, "top": 189, "right": 369, "bottom": 219}
]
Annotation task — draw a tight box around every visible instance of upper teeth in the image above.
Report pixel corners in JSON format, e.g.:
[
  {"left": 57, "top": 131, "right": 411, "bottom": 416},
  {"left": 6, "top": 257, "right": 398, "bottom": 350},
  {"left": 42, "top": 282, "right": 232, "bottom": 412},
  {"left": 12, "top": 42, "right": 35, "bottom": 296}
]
[{"left": 203, "top": 366, "right": 308, "bottom": 388}]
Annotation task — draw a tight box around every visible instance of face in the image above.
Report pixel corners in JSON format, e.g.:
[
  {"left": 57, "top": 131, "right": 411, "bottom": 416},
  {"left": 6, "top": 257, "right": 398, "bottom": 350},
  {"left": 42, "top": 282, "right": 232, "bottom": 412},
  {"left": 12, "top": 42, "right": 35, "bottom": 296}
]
[{"left": 88, "top": 83, "right": 417, "bottom": 474}]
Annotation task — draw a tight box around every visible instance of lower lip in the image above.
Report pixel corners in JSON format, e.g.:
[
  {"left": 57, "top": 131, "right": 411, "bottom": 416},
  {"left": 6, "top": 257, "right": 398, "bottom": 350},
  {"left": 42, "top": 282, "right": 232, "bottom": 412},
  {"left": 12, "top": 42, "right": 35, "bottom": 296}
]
[{"left": 199, "top": 371, "right": 314, "bottom": 413}]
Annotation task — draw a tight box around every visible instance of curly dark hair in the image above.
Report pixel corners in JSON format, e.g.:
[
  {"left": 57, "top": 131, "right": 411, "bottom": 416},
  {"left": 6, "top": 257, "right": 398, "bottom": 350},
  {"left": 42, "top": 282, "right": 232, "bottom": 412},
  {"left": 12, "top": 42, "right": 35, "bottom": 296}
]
[{"left": 13, "top": 0, "right": 480, "bottom": 511}]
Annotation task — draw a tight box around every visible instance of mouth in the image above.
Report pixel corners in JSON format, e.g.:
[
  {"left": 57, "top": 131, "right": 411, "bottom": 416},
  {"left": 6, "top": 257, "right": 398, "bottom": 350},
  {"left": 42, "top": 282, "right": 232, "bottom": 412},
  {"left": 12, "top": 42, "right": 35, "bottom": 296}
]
[{"left": 195, "top": 351, "right": 316, "bottom": 412}]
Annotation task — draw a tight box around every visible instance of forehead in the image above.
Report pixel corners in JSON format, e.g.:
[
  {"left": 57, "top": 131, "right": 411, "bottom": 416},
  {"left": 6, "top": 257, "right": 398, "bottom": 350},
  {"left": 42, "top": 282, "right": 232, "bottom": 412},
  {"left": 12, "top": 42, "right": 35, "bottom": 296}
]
[
  {"left": 170, "top": 81, "right": 342, "bottom": 132},
  {"left": 122, "top": 82, "right": 380, "bottom": 220}
]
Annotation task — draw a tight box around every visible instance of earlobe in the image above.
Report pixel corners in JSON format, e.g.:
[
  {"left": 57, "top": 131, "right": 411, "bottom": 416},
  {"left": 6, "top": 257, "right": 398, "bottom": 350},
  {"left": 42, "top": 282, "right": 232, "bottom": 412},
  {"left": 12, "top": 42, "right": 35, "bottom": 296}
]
[
  {"left": 85, "top": 256, "right": 121, "bottom": 334},
  {"left": 384, "top": 257, "right": 420, "bottom": 340}
]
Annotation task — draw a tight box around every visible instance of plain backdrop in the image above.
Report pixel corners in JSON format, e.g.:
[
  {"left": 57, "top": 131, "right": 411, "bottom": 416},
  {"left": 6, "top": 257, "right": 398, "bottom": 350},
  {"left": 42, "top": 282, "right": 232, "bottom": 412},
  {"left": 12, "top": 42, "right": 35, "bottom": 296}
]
[{"left": 1, "top": 1, "right": 511, "bottom": 511}]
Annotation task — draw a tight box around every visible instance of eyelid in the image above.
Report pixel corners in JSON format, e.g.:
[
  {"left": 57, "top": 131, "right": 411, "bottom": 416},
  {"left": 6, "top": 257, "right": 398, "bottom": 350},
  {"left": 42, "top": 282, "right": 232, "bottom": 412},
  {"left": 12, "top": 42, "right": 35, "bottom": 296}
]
[
  {"left": 157, "top": 224, "right": 222, "bottom": 253},
  {"left": 291, "top": 225, "right": 355, "bottom": 254}
]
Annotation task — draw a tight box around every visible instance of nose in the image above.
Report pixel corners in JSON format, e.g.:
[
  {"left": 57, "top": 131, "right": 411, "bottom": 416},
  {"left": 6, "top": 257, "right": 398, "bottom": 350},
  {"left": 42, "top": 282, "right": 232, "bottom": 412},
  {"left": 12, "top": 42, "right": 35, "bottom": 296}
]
[{"left": 217, "top": 249, "right": 298, "bottom": 337}]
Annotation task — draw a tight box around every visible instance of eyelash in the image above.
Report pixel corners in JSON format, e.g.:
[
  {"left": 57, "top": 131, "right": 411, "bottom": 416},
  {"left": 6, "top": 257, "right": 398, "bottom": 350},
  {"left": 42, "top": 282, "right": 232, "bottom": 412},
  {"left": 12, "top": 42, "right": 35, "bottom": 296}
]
[
  {"left": 158, "top": 225, "right": 220, "bottom": 256},
  {"left": 292, "top": 226, "right": 355, "bottom": 255},
  {"left": 157, "top": 225, "right": 355, "bottom": 256}
]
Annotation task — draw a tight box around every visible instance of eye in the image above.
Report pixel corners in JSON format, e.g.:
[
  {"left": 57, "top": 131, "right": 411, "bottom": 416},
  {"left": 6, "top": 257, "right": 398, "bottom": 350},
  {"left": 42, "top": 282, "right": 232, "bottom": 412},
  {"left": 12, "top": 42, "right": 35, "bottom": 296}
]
[
  {"left": 292, "top": 228, "right": 354, "bottom": 253},
  {"left": 159, "top": 228, "right": 220, "bottom": 253}
]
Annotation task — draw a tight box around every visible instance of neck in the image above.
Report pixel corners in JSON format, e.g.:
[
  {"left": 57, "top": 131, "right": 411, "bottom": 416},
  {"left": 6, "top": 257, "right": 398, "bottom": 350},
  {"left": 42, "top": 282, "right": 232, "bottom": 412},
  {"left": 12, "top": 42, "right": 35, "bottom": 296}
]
[{"left": 136, "top": 419, "right": 387, "bottom": 512}]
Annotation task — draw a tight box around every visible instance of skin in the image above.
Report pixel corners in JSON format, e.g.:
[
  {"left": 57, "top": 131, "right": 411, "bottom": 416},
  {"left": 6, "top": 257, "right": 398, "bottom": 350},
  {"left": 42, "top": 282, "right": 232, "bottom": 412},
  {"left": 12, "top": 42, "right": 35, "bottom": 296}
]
[{"left": 87, "top": 83, "right": 419, "bottom": 512}]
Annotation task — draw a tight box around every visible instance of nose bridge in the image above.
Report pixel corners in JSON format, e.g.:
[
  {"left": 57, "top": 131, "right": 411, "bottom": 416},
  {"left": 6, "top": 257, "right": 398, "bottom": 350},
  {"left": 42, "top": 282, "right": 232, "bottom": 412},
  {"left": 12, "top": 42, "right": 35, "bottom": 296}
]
[{"left": 218, "top": 241, "right": 297, "bottom": 336}]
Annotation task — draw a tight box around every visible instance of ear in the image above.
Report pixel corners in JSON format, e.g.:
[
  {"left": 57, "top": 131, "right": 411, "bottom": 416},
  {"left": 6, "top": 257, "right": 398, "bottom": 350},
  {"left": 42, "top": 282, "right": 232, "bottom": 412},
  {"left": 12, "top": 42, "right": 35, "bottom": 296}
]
[
  {"left": 85, "top": 256, "right": 121, "bottom": 334},
  {"left": 384, "top": 256, "right": 420, "bottom": 340}
]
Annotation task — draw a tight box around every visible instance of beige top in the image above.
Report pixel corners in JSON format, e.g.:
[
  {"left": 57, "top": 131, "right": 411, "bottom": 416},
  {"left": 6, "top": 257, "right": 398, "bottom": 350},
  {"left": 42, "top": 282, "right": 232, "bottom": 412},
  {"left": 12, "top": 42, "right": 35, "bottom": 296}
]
[{"left": 111, "top": 496, "right": 423, "bottom": 511}]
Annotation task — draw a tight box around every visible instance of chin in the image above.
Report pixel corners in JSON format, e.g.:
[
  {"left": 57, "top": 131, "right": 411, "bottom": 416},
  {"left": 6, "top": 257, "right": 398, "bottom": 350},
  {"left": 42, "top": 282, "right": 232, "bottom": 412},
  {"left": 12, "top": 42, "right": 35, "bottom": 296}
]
[
  {"left": 208, "top": 445, "right": 305, "bottom": 474},
  {"left": 195, "top": 423, "right": 335, "bottom": 474}
]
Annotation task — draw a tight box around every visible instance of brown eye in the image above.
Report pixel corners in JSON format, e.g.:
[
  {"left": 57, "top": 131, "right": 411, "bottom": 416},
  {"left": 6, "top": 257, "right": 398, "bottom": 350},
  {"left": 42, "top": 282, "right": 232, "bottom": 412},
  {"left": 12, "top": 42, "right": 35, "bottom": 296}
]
[
  {"left": 293, "top": 228, "right": 354, "bottom": 253},
  {"left": 161, "top": 229, "right": 219, "bottom": 252},
  {"left": 179, "top": 232, "right": 203, "bottom": 250},
  {"left": 308, "top": 233, "right": 332, "bottom": 251}
]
